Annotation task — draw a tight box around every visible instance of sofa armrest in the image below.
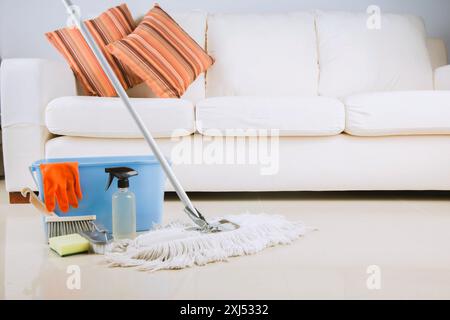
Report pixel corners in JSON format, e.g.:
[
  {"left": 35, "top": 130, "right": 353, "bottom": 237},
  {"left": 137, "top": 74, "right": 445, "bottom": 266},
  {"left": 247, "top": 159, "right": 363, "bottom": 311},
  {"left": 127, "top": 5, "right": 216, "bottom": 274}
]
[
  {"left": 1, "top": 59, "right": 76, "bottom": 193},
  {"left": 435, "top": 65, "right": 450, "bottom": 90}
]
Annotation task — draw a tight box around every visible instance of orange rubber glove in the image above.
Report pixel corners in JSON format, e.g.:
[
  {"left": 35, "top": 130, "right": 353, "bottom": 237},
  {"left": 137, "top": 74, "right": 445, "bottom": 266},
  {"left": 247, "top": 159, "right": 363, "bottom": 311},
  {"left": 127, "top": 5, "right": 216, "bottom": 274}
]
[{"left": 40, "top": 162, "right": 83, "bottom": 213}]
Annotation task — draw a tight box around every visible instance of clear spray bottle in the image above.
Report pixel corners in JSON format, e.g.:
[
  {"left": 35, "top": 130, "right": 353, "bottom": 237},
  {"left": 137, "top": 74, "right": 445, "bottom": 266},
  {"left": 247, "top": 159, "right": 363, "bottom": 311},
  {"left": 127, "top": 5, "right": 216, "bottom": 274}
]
[{"left": 105, "top": 167, "right": 138, "bottom": 240}]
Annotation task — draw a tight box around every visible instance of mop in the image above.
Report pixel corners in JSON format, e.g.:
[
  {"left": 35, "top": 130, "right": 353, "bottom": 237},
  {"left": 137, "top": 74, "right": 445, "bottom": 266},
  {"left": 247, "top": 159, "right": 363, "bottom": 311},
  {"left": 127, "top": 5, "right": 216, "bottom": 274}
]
[{"left": 62, "top": 0, "right": 309, "bottom": 271}]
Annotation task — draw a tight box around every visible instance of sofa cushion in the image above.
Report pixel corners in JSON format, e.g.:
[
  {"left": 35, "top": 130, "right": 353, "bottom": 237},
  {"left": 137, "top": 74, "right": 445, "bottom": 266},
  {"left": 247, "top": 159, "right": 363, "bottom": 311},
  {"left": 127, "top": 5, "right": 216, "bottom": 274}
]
[
  {"left": 196, "top": 97, "right": 344, "bottom": 136},
  {"left": 44, "top": 134, "right": 450, "bottom": 191},
  {"left": 345, "top": 91, "right": 450, "bottom": 136},
  {"left": 316, "top": 11, "right": 433, "bottom": 98},
  {"left": 46, "top": 96, "right": 195, "bottom": 138},
  {"left": 206, "top": 12, "right": 319, "bottom": 97}
]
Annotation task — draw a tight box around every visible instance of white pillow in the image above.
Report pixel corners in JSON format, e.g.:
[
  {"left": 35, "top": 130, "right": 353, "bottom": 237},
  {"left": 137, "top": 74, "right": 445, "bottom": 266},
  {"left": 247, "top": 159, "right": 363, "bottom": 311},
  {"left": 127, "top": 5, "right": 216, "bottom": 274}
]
[
  {"left": 316, "top": 11, "right": 433, "bottom": 98},
  {"left": 206, "top": 12, "right": 319, "bottom": 97}
]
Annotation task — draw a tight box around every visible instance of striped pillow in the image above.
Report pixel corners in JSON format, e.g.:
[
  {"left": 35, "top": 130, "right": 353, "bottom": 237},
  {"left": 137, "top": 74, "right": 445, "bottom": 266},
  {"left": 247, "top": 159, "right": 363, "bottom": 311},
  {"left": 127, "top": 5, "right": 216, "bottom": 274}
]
[
  {"left": 46, "top": 4, "right": 142, "bottom": 97},
  {"left": 106, "top": 4, "right": 214, "bottom": 98}
]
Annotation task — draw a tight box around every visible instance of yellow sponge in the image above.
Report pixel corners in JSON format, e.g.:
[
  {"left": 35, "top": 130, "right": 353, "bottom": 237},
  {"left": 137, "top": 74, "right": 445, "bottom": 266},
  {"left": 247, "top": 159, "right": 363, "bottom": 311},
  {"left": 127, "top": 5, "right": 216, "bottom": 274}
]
[{"left": 49, "top": 234, "right": 90, "bottom": 257}]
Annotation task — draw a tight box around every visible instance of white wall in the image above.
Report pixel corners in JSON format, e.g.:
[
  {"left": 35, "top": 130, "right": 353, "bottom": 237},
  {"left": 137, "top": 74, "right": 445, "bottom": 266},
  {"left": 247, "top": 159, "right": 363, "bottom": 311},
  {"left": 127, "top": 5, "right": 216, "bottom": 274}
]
[{"left": 0, "top": 0, "right": 449, "bottom": 59}]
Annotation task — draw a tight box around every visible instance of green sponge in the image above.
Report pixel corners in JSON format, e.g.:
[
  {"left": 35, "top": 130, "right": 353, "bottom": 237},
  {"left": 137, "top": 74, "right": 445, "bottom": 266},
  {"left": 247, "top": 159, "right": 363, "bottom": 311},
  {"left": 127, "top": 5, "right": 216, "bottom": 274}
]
[{"left": 49, "top": 234, "right": 90, "bottom": 257}]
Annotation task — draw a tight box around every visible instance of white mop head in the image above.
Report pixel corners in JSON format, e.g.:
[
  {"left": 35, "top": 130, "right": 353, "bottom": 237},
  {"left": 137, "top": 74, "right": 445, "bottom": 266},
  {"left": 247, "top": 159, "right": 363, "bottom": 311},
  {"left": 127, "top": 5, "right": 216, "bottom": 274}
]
[{"left": 104, "top": 214, "right": 308, "bottom": 272}]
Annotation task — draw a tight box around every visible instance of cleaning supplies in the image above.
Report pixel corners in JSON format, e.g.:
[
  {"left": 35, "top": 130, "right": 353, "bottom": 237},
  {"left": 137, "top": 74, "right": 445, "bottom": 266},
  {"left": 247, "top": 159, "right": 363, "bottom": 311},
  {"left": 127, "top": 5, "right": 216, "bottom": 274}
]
[
  {"left": 49, "top": 234, "right": 90, "bottom": 256},
  {"left": 22, "top": 187, "right": 96, "bottom": 240},
  {"left": 39, "top": 162, "right": 82, "bottom": 212},
  {"left": 31, "top": 156, "right": 165, "bottom": 233},
  {"left": 28, "top": 161, "right": 94, "bottom": 240},
  {"left": 24, "top": 184, "right": 109, "bottom": 253},
  {"left": 105, "top": 167, "right": 138, "bottom": 240}
]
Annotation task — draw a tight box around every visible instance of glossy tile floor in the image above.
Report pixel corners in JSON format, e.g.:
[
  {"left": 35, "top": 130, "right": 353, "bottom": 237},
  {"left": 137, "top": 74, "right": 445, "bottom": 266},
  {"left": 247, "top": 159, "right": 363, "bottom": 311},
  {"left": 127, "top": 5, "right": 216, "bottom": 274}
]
[{"left": 1, "top": 180, "right": 450, "bottom": 299}]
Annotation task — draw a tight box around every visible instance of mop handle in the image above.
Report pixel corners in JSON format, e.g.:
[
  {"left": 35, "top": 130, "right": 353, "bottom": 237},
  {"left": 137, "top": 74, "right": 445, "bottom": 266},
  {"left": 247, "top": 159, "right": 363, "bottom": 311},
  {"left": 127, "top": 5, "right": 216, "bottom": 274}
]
[{"left": 61, "top": 0, "right": 207, "bottom": 227}]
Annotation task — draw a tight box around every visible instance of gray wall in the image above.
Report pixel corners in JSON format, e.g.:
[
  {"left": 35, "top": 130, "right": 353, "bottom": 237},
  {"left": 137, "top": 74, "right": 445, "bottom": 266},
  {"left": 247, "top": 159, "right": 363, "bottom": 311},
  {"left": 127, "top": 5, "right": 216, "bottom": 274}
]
[{"left": 0, "top": 0, "right": 449, "bottom": 59}]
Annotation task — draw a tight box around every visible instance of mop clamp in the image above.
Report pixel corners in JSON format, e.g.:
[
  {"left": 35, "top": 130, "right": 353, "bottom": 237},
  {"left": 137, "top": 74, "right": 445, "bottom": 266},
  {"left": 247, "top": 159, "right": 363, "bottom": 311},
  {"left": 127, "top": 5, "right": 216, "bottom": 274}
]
[
  {"left": 184, "top": 207, "right": 241, "bottom": 232},
  {"left": 184, "top": 207, "right": 212, "bottom": 231}
]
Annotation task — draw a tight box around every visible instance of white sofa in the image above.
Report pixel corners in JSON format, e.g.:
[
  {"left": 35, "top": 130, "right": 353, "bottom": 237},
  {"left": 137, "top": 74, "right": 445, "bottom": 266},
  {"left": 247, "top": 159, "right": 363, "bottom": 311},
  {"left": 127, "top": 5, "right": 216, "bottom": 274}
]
[{"left": 2, "top": 11, "right": 450, "bottom": 198}]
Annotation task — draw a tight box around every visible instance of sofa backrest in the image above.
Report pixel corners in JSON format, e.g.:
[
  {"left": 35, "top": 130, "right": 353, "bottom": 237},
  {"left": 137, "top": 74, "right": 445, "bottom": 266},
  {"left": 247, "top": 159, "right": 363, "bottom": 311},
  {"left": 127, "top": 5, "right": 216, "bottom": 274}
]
[
  {"left": 315, "top": 11, "right": 434, "bottom": 98},
  {"left": 124, "top": 11, "right": 447, "bottom": 100},
  {"left": 205, "top": 12, "right": 319, "bottom": 97}
]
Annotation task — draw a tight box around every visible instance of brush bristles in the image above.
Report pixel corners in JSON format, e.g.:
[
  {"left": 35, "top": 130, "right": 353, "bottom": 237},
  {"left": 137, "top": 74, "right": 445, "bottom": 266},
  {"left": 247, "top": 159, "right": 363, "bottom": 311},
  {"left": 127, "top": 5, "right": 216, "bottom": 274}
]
[
  {"left": 91, "top": 242, "right": 113, "bottom": 255},
  {"left": 46, "top": 218, "right": 96, "bottom": 239}
]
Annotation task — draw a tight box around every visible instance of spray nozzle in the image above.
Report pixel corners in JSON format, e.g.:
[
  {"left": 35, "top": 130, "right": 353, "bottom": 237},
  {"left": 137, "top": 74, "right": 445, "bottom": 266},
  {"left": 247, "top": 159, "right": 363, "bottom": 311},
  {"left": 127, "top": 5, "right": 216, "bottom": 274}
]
[{"left": 105, "top": 167, "right": 138, "bottom": 190}]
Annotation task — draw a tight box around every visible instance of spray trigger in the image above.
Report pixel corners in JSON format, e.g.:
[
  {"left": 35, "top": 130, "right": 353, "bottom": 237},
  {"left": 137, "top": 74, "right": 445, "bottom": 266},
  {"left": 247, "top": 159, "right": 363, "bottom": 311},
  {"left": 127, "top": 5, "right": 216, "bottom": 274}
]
[{"left": 105, "top": 167, "right": 138, "bottom": 190}]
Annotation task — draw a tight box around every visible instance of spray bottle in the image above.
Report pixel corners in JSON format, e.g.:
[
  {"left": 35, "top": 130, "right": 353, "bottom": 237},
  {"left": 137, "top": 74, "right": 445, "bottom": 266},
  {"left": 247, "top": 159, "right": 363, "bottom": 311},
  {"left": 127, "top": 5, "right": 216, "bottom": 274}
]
[{"left": 105, "top": 167, "right": 138, "bottom": 240}]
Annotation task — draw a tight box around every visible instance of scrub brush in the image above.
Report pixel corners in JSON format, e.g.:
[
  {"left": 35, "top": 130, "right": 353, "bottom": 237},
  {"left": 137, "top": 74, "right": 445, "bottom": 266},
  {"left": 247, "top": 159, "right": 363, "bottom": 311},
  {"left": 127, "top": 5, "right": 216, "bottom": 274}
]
[
  {"left": 22, "top": 187, "right": 96, "bottom": 240},
  {"left": 45, "top": 215, "right": 96, "bottom": 239}
]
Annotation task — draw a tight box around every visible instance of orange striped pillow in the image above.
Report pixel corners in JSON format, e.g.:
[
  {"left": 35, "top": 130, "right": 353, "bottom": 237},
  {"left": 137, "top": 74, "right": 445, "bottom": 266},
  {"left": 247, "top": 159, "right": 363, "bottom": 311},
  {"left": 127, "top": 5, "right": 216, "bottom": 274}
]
[
  {"left": 46, "top": 4, "right": 142, "bottom": 97},
  {"left": 106, "top": 4, "right": 214, "bottom": 98}
]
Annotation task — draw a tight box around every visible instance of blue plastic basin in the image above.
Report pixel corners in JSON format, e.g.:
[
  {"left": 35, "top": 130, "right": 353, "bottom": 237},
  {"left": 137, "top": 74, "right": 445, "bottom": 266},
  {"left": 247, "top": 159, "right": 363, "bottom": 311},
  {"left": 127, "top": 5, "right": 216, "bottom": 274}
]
[{"left": 31, "top": 155, "right": 166, "bottom": 233}]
